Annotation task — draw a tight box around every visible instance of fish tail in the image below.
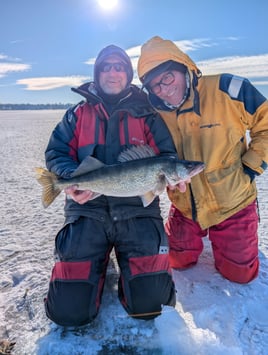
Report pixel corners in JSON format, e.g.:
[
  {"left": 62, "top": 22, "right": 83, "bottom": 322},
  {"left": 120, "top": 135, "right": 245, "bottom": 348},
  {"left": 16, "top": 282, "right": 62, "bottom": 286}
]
[{"left": 35, "top": 167, "right": 62, "bottom": 208}]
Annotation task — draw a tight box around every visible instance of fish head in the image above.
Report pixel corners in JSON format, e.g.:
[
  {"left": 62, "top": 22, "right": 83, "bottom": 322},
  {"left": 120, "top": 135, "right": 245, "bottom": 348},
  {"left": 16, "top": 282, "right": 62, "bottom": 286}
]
[
  {"left": 178, "top": 160, "right": 205, "bottom": 179},
  {"left": 166, "top": 159, "right": 205, "bottom": 186}
]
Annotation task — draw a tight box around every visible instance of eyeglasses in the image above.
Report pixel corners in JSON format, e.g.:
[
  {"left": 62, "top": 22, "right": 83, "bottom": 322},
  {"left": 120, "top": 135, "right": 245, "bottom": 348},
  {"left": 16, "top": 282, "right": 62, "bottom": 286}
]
[
  {"left": 148, "top": 71, "right": 175, "bottom": 95},
  {"left": 99, "top": 62, "right": 127, "bottom": 73}
]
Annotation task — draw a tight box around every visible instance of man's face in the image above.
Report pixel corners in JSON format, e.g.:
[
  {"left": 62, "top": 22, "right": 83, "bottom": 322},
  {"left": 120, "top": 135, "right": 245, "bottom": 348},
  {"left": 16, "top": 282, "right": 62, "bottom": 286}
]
[
  {"left": 98, "top": 55, "right": 128, "bottom": 95},
  {"left": 148, "top": 70, "right": 186, "bottom": 106}
]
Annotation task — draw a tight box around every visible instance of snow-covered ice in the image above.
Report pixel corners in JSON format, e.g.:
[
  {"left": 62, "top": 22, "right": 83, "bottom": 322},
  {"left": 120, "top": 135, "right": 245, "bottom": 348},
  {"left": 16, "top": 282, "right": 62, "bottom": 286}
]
[{"left": 0, "top": 110, "right": 267, "bottom": 354}]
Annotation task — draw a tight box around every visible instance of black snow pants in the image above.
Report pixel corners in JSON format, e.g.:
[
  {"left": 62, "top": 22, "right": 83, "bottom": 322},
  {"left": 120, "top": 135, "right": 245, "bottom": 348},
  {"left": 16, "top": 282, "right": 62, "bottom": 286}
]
[{"left": 44, "top": 215, "right": 176, "bottom": 326}]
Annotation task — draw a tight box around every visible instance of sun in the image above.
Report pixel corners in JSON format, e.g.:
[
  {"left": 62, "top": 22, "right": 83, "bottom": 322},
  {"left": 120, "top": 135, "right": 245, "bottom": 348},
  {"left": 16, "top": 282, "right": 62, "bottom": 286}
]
[{"left": 97, "top": 0, "right": 119, "bottom": 10}]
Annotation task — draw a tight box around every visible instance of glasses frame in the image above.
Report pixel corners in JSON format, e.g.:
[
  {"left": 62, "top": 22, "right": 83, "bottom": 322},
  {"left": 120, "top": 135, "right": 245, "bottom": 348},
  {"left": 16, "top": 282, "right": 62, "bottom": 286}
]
[
  {"left": 99, "top": 62, "right": 127, "bottom": 73},
  {"left": 148, "top": 71, "right": 175, "bottom": 95}
]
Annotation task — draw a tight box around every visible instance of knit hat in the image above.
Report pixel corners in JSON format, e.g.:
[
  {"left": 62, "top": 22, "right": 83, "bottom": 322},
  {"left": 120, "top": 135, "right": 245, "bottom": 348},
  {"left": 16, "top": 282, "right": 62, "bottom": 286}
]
[{"left": 94, "top": 45, "right": 133, "bottom": 91}]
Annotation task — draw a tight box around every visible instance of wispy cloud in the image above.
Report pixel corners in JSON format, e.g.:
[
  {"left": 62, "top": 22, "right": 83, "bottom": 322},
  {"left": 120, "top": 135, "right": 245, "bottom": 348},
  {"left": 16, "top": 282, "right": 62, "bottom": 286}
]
[
  {"left": 17, "top": 76, "right": 88, "bottom": 90},
  {"left": 0, "top": 62, "right": 30, "bottom": 78},
  {"left": 84, "top": 58, "right": 96, "bottom": 66},
  {"left": 197, "top": 54, "right": 268, "bottom": 80},
  {"left": 0, "top": 54, "right": 31, "bottom": 78},
  {"left": 174, "top": 38, "right": 216, "bottom": 52},
  {"left": 126, "top": 46, "right": 142, "bottom": 58},
  {"left": 10, "top": 39, "right": 25, "bottom": 45},
  {"left": 251, "top": 80, "right": 268, "bottom": 85},
  {"left": 220, "top": 36, "right": 240, "bottom": 41}
]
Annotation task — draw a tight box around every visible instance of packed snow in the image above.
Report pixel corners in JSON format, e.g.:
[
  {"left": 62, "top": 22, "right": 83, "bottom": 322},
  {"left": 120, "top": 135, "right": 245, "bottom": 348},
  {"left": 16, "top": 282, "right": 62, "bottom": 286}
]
[{"left": 0, "top": 110, "right": 267, "bottom": 354}]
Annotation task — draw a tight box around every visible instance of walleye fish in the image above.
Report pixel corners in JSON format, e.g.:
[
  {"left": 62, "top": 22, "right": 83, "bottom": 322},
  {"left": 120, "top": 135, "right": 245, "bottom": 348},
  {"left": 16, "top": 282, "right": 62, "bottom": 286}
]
[{"left": 35, "top": 145, "right": 205, "bottom": 208}]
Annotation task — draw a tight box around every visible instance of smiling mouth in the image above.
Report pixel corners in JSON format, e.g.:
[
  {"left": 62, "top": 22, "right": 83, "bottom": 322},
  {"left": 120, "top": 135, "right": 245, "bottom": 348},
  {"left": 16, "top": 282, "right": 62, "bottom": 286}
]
[
  {"left": 166, "top": 87, "right": 177, "bottom": 97},
  {"left": 108, "top": 80, "right": 120, "bottom": 84}
]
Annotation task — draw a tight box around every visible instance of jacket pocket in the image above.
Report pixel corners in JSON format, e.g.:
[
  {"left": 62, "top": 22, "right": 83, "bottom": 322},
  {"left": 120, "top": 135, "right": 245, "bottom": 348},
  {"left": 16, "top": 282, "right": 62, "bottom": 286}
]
[
  {"left": 55, "top": 216, "right": 80, "bottom": 260},
  {"left": 206, "top": 160, "right": 252, "bottom": 208}
]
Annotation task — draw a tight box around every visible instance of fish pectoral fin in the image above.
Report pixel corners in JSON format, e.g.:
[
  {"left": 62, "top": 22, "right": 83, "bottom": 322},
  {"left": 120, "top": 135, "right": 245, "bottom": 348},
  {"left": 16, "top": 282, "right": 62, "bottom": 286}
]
[
  {"left": 140, "top": 191, "right": 156, "bottom": 207},
  {"left": 152, "top": 176, "right": 167, "bottom": 195},
  {"left": 71, "top": 156, "right": 106, "bottom": 177},
  {"left": 89, "top": 192, "right": 102, "bottom": 201}
]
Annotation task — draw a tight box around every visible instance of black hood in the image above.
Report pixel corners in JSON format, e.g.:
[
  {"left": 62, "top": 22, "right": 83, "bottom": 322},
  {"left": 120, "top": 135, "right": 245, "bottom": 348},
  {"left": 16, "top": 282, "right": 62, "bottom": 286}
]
[{"left": 94, "top": 45, "right": 133, "bottom": 93}]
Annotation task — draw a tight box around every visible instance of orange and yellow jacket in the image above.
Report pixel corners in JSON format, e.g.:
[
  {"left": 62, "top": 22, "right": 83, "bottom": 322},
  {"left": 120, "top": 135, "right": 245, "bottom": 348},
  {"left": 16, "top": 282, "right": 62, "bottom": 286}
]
[{"left": 138, "top": 36, "right": 268, "bottom": 229}]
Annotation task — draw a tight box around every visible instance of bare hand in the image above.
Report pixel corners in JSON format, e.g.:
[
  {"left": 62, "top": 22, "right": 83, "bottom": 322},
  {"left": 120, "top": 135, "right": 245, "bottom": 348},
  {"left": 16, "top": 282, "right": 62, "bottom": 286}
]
[{"left": 64, "top": 185, "right": 95, "bottom": 204}]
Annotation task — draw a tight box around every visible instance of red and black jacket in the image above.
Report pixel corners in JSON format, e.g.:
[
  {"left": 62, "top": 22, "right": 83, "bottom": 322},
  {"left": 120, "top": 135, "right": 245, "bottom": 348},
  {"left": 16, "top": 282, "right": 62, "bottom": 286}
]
[{"left": 45, "top": 82, "right": 177, "bottom": 221}]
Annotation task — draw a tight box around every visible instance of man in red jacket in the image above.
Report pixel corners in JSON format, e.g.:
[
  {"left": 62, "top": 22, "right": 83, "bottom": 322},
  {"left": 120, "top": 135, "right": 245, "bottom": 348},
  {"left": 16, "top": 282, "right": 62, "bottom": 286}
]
[{"left": 44, "top": 44, "right": 177, "bottom": 326}]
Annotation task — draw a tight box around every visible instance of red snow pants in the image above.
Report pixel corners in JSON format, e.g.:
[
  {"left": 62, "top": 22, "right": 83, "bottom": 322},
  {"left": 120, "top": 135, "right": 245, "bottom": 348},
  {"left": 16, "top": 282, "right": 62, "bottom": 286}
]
[{"left": 165, "top": 201, "right": 259, "bottom": 283}]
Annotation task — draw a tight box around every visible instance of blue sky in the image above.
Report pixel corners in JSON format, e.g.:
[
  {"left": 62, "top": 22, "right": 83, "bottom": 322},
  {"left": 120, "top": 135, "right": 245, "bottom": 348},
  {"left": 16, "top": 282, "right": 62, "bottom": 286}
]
[{"left": 1, "top": 0, "right": 268, "bottom": 104}]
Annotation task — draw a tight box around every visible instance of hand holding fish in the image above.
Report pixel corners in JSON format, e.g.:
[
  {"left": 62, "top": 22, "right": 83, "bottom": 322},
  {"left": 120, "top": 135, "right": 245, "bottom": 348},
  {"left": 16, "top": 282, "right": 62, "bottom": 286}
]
[
  {"left": 168, "top": 178, "right": 191, "bottom": 193},
  {"left": 65, "top": 185, "right": 96, "bottom": 204}
]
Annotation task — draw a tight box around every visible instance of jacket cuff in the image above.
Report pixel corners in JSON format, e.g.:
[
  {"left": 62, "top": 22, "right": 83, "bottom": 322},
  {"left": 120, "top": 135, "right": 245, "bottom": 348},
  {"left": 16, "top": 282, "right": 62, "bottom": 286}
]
[
  {"left": 243, "top": 164, "right": 259, "bottom": 182},
  {"left": 242, "top": 149, "right": 267, "bottom": 174}
]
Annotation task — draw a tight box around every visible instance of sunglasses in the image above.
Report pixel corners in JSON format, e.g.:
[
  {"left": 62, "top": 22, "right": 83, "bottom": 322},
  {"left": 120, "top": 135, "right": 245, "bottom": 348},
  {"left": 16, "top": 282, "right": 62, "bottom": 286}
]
[{"left": 99, "top": 62, "right": 127, "bottom": 73}]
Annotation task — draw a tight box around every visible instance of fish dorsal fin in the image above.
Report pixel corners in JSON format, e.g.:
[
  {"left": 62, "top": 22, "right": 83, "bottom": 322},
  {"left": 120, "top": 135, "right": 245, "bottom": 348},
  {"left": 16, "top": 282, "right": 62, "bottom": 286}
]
[
  {"left": 71, "top": 156, "right": 105, "bottom": 177},
  {"left": 118, "top": 145, "right": 156, "bottom": 163}
]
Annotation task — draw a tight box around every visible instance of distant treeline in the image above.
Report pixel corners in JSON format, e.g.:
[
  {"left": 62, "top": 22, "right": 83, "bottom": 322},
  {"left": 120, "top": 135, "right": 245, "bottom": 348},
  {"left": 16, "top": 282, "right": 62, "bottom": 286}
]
[{"left": 0, "top": 103, "right": 73, "bottom": 110}]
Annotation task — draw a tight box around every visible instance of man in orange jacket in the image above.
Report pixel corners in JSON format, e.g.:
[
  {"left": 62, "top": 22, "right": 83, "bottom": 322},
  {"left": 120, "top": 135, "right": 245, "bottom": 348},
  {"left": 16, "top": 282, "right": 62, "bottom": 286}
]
[{"left": 138, "top": 36, "right": 268, "bottom": 284}]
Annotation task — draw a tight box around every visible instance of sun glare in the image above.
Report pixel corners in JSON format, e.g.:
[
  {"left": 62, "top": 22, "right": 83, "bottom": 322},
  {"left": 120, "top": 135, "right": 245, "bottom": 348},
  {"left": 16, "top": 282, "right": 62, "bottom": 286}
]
[{"left": 97, "top": 0, "right": 119, "bottom": 10}]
